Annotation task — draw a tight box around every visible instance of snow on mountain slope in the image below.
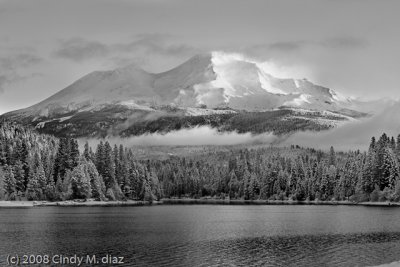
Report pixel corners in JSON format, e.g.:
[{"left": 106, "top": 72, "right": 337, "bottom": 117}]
[
  {"left": 189, "top": 51, "right": 353, "bottom": 111},
  {"left": 19, "top": 64, "right": 157, "bottom": 117},
  {"left": 3, "top": 51, "right": 357, "bottom": 120},
  {"left": 153, "top": 54, "right": 215, "bottom": 101},
  {"left": 283, "top": 94, "right": 312, "bottom": 107}
]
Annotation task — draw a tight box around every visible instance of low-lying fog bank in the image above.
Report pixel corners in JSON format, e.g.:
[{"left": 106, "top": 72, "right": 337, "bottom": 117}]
[{"left": 79, "top": 103, "right": 400, "bottom": 152}]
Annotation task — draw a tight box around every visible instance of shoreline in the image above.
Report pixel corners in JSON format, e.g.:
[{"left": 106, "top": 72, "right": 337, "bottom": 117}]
[
  {"left": 0, "top": 200, "right": 161, "bottom": 208},
  {"left": 1, "top": 199, "right": 400, "bottom": 208},
  {"left": 161, "top": 198, "right": 400, "bottom": 207}
]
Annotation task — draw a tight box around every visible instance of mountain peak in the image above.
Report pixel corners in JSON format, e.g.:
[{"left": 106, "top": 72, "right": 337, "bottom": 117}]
[
  {"left": 6, "top": 51, "right": 355, "bottom": 118},
  {"left": 114, "top": 63, "right": 147, "bottom": 73},
  {"left": 188, "top": 52, "right": 213, "bottom": 61}
]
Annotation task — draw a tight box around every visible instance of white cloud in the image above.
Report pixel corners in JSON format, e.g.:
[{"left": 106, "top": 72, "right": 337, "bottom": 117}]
[
  {"left": 282, "top": 101, "right": 400, "bottom": 151},
  {"left": 81, "top": 126, "right": 280, "bottom": 147}
]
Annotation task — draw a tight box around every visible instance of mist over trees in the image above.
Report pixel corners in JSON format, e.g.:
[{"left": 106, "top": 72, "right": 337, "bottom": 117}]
[{"left": 1, "top": 121, "right": 400, "bottom": 202}]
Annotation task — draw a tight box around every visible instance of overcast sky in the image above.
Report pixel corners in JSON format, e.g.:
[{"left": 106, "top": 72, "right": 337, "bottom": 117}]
[{"left": 1, "top": 0, "right": 399, "bottom": 115}]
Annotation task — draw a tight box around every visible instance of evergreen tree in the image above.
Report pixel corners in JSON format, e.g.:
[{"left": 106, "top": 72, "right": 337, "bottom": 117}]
[
  {"left": 54, "top": 138, "right": 69, "bottom": 180},
  {"left": 390, "top": 137, "right": 396, "bottom": 151},
  {"left": 83, "top": 141, "right": 91, "bottom": 161},
  {"left": 3, "top": 165, "right": 16, "bottom": 200},
  {"left": 37, "top": 163, "right": 47, "bottom": 200},
  {"left": 86, "top": 160, "right": 106, "bottom": 201},
  {"left": 329, "top": 146, "right": 336, "bottom": 166},
  {"left": 44, "top": 175, "right": 56, "bottom": 201},
  {"left": 95, "top": 141, "right": 105, "bottom": 176},
  {"left": 382, "top": 147, "right": 399, "bottom": 189},
  {"left": 113, "top": 144, "right": 122, "bottom": 185},
  {"left": 0, "top": 167, "right": 5, "bottom": 200},
  {"left": 362, "top": 152, "right": 376, "bottom": 193},
  {"left": 69, "top": 139, "right": 80, "bottom": 168},
  {"left": 396, "top": 134, "right": 400, "bottom": 157},
  {"left": 248, "top": 173, "right": 258, "bottom": 200},
  {"left": 369, "top": 137, "right": 376, "bottom": 151},
  {"left": 58, "top": 170, "right": 73, "bottom": 200},
  {"left": 227, "top": 170, "right": 238, "bottom": 198},
  {"left": 103, "top": 141, "right": 116, "bottom": 189},
  {"left": 71, "top": 159, "right": 91, "bottom": 199},
  {"left": 140, "top": 172, "right": 154, "bottom": 202},
  {"left": 243, "top": 168, "right": 251, "bottom": 200},
  {"left": 13, "top": 160, "right": 25, "bottom": 193},
  {"left": 26, "top": 167, "right": 40, "bottom": 200}
]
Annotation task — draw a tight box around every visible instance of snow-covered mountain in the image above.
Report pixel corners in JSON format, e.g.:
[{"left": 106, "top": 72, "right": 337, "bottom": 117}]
[
  {"left": 6, "top": 52, "right": 354, "bottom": 117},
  {"left": 1, "top": 52, "right": 366, "bottom": 138}
]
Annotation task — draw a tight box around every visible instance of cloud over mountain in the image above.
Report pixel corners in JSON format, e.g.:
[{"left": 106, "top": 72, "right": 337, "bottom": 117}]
[
  {"left": 54, "top": 38, "right": 109, "bottom": 62},
  {"left": 0, "top": 51, "right": 42, "bottom": 94},
  {"left": 53, "top": 35, "right": 199, "bottom": 72}
]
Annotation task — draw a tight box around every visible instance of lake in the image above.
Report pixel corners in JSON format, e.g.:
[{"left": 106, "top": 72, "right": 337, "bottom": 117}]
[{"left": 1, "top": 205, "right": 400, "bottom": 266}]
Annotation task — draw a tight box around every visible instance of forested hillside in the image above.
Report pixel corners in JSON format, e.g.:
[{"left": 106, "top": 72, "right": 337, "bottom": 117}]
[
  {"left": 8, "top": 107, "right": 343, "bottom": 138},
  {"left": 1, "top": 121, "right": 400, "bottom": 202},
  {"left": 120, "top": 109, "right": 337, "bottom": 137}
]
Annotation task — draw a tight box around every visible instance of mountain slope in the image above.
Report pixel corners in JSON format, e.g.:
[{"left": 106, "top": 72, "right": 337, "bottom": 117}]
[
  {"left": 1, "top": 51, "right": 365, "bottom": 138},
  {"left": 7, "top": 52, "right": 355, "bottom": 115}
]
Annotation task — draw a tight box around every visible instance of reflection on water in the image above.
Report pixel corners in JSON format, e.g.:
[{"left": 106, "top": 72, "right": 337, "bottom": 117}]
[{"left": 1, "top": 205, "right": 400, "bottom": 266}]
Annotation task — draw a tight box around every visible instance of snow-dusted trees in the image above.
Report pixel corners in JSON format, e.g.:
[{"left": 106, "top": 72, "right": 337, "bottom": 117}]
[{"left": 71, "top": 158, "right": 92, "bottom": 199}]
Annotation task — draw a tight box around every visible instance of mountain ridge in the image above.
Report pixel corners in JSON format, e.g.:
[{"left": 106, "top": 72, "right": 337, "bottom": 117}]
[
  {"left": 5, "top": 52, "right": 356, "bottom": 116},
  {"left": 1, "top": 51, "right": 370, "bottom": 138}
]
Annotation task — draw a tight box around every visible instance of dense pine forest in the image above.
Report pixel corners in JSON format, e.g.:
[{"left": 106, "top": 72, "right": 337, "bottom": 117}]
[{"left": 1, "top": 121, "right": 400, "bottom": 203}]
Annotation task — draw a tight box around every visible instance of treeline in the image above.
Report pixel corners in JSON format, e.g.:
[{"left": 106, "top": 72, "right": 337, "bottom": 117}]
[
  {"left": 0, "top": 122, "right": 161, "bottom": 201},
  {"left": 33, "top": 108, "right": 336, "bottom": 138},
  {"left": 1, "top": 121, "right": 400, "bottom": 202},
  {"left": 121, "top": 110, "right": 333, "bottom": 137},
  {"left": 152, "top": 134, "right": 400, "bottom": 202}
]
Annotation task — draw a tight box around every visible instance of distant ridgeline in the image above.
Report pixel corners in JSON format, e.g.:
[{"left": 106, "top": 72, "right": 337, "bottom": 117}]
[{"left": 1, "top": 121, "right": 400, "bottom": 202}]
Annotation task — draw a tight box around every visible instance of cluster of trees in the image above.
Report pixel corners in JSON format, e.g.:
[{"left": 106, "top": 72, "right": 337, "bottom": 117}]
[
  {"left": 150, "top": 138, "right": 400, "bottom": 202},
  {"left": 1, "top": 121, "right": 400, "bottom": 202},
  {"left": 0, "top": 122, "right": 161, "bottom": 201}
]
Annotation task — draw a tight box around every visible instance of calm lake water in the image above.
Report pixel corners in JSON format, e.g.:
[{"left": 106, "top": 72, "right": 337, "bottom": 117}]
[{"left": 1, "top": 205, "right": 400, "bottom": 267}]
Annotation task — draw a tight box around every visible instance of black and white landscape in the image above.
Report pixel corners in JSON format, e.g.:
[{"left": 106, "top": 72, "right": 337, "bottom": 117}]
[{"left": 1, "top": 1, "right": 400, "bottom": 266}]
